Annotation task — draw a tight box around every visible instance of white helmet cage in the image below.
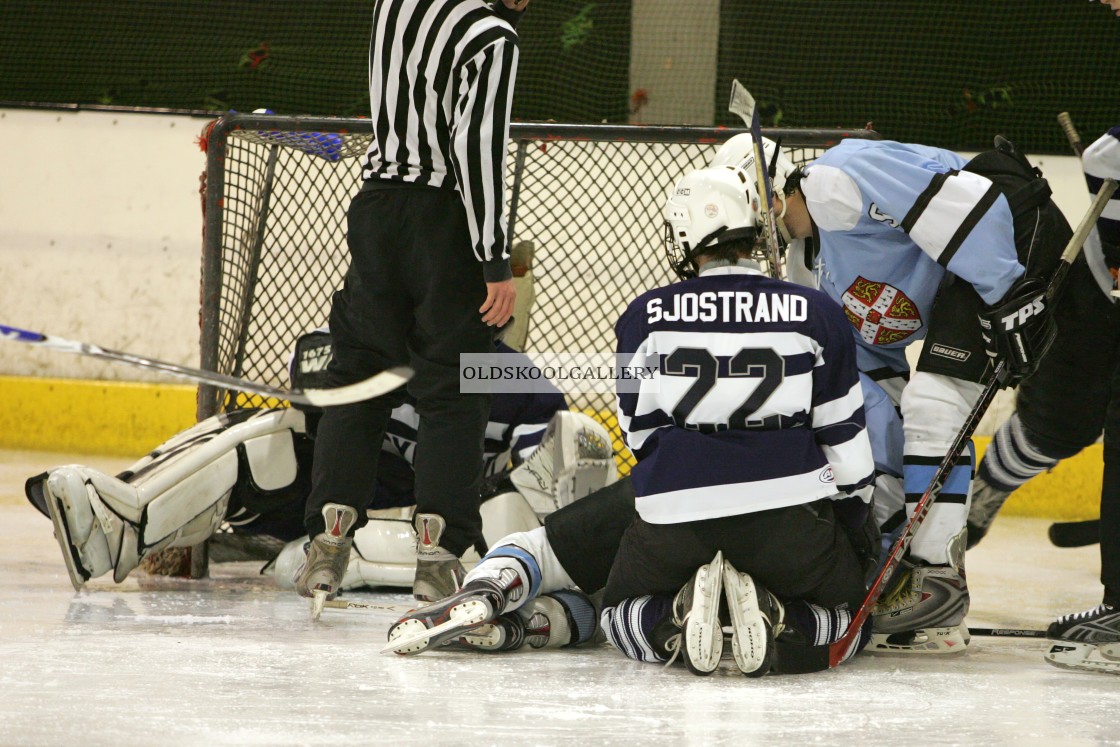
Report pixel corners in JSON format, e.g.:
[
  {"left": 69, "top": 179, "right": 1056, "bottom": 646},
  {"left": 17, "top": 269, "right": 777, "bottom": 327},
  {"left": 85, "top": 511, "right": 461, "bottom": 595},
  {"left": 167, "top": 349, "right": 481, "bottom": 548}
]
[{"left": 663, "top": 165, "right": 762, "bottom": 279}]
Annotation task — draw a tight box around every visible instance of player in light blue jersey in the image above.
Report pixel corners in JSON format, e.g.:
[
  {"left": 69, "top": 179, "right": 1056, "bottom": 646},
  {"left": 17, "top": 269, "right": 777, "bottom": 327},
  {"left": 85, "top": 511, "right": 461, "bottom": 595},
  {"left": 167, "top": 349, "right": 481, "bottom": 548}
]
[{"left": 708, "top": 132, "right": 1067, "bottom": 653}]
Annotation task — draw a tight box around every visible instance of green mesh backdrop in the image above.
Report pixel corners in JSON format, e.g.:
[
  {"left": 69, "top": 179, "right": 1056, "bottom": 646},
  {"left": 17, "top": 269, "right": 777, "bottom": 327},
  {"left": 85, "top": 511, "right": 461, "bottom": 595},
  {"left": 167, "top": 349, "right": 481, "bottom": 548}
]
[{"left": 1, "top": 1, "right": 1117, "bottom": 152}]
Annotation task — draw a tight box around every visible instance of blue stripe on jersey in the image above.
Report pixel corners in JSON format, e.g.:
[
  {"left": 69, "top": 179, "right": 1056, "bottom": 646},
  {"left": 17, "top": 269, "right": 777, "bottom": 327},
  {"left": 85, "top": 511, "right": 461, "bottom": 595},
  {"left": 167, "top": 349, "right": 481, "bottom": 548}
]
[{"left": 903, "top": 450, "right": 973, "bottom": 504}]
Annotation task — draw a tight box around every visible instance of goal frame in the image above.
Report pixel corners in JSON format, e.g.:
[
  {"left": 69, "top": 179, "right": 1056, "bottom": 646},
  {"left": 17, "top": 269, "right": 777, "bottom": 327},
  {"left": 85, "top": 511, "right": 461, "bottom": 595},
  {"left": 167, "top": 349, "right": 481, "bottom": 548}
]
[{"left": 199, "top": 114, "right": 879, "bottom": 422}]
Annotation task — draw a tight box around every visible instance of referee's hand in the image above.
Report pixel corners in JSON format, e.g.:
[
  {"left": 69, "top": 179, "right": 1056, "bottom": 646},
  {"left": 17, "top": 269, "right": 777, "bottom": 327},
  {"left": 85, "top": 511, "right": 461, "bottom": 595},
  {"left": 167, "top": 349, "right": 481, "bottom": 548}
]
[
  {"left": 500, "top": 0, "right": 530, "bottom": 10},
  {"left": 481, "top": 279, "right": 516, "bottom": 327}
]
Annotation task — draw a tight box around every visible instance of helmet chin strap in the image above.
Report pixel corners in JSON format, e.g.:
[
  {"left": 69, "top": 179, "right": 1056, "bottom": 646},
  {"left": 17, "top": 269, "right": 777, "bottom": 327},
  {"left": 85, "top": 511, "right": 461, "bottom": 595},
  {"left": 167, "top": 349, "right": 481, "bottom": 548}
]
[{"left": 774, "top": 194, "right": 792, "bottom": 244}]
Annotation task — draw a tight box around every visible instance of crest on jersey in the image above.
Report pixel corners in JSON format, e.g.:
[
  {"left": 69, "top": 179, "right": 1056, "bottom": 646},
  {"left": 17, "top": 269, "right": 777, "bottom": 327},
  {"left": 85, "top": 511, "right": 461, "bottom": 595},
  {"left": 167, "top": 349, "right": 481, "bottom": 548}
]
[{"left": 841, "top": 277, "right": 922, "bottom": 345}]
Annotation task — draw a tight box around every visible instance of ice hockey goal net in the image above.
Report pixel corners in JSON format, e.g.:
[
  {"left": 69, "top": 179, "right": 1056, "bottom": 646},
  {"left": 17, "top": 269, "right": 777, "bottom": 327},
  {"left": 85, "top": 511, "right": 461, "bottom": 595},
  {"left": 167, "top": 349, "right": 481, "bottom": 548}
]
[{"left": 199, "top": 114, "right": 878, "bottom": 469}]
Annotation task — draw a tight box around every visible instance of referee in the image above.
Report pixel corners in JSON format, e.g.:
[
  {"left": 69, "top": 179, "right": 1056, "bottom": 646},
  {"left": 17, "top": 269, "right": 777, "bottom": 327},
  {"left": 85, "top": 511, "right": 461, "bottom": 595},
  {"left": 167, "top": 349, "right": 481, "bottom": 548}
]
[{"left": 296, "top": 0, "right": 529, "bottom": 609}]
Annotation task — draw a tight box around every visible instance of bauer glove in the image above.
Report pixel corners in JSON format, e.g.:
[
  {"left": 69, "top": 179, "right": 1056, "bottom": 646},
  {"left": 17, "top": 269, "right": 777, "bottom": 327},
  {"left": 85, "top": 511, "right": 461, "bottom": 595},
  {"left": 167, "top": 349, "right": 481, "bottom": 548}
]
[{"left": 978, "top": 276, "right": 1057, "bottom": 388}]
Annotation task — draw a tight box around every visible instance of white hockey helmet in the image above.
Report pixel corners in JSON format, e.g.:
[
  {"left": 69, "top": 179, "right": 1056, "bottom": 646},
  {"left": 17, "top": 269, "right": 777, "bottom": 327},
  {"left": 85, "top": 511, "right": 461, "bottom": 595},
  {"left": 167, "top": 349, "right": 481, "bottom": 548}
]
[
  {"left": 710, "top": 133, "right": 799, "bottom": 198},
  {"left": 663, "top": 165, "right": 761, "bottom": 279}
]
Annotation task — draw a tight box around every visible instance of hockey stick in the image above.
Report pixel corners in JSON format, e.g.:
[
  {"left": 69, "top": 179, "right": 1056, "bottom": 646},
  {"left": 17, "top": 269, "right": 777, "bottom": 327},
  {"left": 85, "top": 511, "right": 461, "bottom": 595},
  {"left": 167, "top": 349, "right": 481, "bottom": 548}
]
[
  {"left": 1049, "top": 518, "right": 1100, "bottom": 548},
  {"left": 969, "top": 626, "right": 1048, "bottom": 638},
  {"left": 827, "top": 176, "right": 1119, "bottom": 668},
  {"left": 1058, "top": 111, "right": 1085, "bottom": 156},
  {"left": 728, "top": 79, "right": 785, "bottom": 279},
  {"left": 1045, "top": 111, "right": 1099, "bottom": 548},
  {"left": 0, "top": 324, "right": 412, "bottom": 408},
  {"left": 322, "top": 598, "right": 413, "bottom": 614}
]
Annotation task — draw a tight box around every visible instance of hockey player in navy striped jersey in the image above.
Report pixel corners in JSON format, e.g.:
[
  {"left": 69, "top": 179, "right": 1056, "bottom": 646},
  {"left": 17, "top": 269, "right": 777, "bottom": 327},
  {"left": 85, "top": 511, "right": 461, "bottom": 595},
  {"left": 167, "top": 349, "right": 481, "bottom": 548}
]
[
  {"left": 296, "top": 0, "right": 528, "bottom": 613},
  {"left": 596, "top": 164, "right": 877, "bottom": 676},
  {"left": 708, "top": 133, "right": 1065, "bottom": 653},
  {"left": 383, "top": 166, "right": 883, "bottom": 669}
]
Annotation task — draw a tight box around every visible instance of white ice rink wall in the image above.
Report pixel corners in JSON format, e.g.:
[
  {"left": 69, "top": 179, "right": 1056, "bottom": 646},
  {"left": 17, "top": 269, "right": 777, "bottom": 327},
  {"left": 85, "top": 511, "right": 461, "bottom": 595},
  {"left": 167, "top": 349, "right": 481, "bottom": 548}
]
[{"left": 0, "top": 106, "right": 1096, "bottom": 379}]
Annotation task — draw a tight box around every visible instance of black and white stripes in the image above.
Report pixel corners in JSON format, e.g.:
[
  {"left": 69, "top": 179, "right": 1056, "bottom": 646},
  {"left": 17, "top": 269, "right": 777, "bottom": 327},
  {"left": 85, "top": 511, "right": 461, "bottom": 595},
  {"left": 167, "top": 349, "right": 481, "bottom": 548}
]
[{"left": 363, "top": 0, "right": 520, "bottom": 270}]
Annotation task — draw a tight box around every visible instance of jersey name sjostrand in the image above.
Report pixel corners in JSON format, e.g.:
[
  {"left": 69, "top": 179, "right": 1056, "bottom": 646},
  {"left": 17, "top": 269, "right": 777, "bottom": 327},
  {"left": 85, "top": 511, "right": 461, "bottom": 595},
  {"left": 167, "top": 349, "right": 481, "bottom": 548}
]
[{"left": 646, "top": 291, "right": 808, "bottom": 324}]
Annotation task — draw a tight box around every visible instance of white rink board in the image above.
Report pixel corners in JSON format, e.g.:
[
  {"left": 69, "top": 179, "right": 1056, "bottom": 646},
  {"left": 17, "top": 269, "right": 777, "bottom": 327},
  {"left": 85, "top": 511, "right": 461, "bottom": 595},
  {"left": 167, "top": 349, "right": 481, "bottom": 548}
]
[{"left": 0, "top": 107, "right": 1094, "bottom": 388}]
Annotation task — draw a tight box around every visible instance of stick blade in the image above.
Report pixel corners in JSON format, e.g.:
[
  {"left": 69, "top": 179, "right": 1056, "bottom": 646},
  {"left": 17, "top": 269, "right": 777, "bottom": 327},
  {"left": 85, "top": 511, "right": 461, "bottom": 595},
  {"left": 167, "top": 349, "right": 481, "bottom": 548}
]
[
  {"left": 1048, "top": 519, "right": 1099, "bottom": 548},
  {"left": 728, "top": 78, "right": 756, "bottom": 125},
  {"left": 295, "top": 365, "right": 413, "bottom": 407}
]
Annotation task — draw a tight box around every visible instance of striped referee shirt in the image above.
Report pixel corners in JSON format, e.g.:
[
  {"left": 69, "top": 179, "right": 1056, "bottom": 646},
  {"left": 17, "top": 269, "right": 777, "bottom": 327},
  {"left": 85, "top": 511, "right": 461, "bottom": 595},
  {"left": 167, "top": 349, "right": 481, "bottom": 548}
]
[{"left": 362, "top": 0, "right": 520, "bottom": 281}]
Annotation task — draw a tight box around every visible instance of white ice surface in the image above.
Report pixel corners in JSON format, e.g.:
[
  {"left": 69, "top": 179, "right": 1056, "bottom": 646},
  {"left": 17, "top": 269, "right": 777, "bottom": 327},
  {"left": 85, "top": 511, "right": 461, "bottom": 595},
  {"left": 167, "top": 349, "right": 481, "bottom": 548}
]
[{"left": 1, "top": 449, "right": 1118, "bottom": 747}]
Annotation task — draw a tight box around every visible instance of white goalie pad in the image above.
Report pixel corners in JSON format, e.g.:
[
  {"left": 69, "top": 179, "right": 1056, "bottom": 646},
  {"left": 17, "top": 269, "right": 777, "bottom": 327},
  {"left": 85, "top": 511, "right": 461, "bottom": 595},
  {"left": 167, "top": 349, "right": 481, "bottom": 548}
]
[
  {"left": 509, "top": 411, "right": 618, "bottom": 517},
  {"left": 269, "top": 489, "right": 545, "bottom": 592},
  {"left": 29, "top": 408, "right": 305, "bottom": 589}
]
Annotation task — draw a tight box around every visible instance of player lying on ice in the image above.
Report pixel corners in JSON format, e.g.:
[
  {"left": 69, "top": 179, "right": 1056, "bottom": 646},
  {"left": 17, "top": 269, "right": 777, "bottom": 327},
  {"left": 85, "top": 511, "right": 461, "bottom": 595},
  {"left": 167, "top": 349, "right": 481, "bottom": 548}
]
[
  {"left": 384, "top": 129, "right": 1064, "bottom": 669},
  {"left": 24, "top": 331, "right": 619, "bottom": 602}
]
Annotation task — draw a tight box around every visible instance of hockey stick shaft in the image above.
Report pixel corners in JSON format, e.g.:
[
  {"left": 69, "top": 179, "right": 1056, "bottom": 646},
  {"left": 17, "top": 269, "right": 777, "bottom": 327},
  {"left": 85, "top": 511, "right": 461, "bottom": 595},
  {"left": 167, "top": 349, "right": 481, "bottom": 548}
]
[
  {"left": 0, "top": 324, "right": 412, "bottom": 408},
  {"left": 827, "top": 177, "right": 1118, "bottom": 668},
  {"left": 1058, "top": 112, "right": 1084, "bottom": 157},
  {"left": 728, "top": 79, "right": 785, "bottom": 279},
  {"left": 969, "top": 626, "right": 1048, "bottom": 638},
  {"left": 323, "top": 598, "right": 411, "bottom": 613}
]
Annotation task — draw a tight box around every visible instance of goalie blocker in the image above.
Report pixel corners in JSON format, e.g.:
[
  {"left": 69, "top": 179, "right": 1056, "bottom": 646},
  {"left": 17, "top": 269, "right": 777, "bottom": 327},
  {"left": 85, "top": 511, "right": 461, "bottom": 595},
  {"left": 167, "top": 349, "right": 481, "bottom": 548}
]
[{"left": 26, "top": 406, "right": 616, "bottom": 592}]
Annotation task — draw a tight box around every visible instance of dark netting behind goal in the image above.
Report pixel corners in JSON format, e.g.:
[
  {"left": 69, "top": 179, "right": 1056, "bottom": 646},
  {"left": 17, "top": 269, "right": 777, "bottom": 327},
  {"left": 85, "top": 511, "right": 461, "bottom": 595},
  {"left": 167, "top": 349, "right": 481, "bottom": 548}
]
[
  {"left": 1, "top": 1, "right": 1117, "bottom": 153},
  {"left": 200, "top": 115, "right": 878, "bottom": 471}
]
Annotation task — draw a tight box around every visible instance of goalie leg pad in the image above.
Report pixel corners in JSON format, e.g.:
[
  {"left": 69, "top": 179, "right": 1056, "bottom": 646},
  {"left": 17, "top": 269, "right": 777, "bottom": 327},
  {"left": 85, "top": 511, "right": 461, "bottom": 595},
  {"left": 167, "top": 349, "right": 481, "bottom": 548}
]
[
  {"left": 38, "top": 465, "right": 234, "bottom": 588},
  {"left": 509, "top": 411, "right": 618, "bottom": 516},
  {"left": 30, "top": 409, "right": 307, "bottom": 586}
]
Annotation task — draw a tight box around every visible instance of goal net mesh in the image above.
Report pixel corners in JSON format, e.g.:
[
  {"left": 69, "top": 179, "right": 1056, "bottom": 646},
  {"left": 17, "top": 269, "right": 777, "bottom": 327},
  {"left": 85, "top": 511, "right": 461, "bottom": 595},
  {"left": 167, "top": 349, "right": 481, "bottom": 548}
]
[{"left": 200, "top": 115, "right": 877, "bottom": 471}]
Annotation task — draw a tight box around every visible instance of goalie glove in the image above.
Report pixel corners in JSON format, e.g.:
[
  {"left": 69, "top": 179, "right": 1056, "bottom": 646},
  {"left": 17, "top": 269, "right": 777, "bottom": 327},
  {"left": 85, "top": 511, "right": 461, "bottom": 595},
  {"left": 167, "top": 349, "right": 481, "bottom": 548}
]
[{"left": 978, "top": 276, "right": 1057, "bottom": 388}]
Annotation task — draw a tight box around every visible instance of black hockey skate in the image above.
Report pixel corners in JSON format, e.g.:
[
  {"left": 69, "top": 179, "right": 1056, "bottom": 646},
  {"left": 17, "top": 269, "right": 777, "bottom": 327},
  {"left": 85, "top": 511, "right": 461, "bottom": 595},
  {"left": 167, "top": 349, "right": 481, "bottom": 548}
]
[
  {"left": 448, "top": 589, "right": 598, "bottom": 652},
  {"left": 383, "top": 578, "right": 509, "bottom": 655}
]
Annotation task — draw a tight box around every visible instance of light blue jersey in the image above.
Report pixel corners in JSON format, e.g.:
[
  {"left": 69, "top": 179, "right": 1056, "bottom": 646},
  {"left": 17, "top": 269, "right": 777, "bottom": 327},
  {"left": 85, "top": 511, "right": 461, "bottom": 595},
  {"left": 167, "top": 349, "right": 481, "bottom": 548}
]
[{"left": 803, "top": 139, "right": 1024, "bottom": 377}]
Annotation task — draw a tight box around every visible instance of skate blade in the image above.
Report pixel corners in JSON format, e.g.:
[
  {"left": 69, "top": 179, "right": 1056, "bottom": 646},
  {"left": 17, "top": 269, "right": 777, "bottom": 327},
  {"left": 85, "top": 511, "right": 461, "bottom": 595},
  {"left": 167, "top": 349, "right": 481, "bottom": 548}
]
[
  {"left": 381, "top": 600, "right": 491, "bottom": 655},
  {"left": 310, "top": 590, "right": 328, "bottom": 622},
  {"left": 868, "top": 625, "right": 970, "bottom": 655},
  {"left": 1045, "top": 641, "right": 1120, "bottom": 675},
  {"left": 722, "top": 565, "right": 766, "bottom": 675},
  {"left": 682, "top": 553, "right": 724, "bottom": 675}
]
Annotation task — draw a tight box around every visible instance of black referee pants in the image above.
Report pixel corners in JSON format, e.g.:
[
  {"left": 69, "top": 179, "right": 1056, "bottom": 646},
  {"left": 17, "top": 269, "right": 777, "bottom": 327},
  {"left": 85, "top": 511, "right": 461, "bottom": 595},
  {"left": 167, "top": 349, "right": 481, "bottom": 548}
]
[{"left": 304, "top": 183, "right": 493, "bottom": 556}]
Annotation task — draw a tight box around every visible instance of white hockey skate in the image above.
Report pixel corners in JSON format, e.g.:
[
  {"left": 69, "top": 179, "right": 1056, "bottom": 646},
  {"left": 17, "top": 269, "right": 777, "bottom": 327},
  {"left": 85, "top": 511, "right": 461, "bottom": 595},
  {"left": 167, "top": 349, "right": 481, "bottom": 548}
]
[
  {"left": 663, "top": 551, "right": 725, "bottom": 676},
  {"left": 447, "top": 589, "right": 598, "bottom": 652},
  {"left": 413, "top": 513, "right": 466, "bottom": 603},
  {"left": 722, "top": 559, "right": 784, "bottom": 677},
  {"left": 382, "top": 574, "right": 515, "bottom": 655},
  {"left": 1045, "top": 641, "right": 1120, "bottom": 675}
]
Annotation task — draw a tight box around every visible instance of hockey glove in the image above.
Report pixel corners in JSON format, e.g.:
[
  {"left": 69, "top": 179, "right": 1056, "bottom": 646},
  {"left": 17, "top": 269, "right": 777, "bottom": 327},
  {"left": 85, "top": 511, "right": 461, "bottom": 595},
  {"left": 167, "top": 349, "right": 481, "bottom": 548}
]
[{"left": 978, "top": 276, "right": 1057, "bottom": 389}]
